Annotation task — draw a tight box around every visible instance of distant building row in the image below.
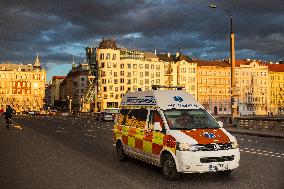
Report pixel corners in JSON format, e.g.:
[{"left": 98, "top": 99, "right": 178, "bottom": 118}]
[{"left": 48, "top": 39, "right": 284, "bottom": 116}]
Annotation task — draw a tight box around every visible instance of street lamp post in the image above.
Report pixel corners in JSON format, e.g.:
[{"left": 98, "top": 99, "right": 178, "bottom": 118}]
[{"left": 209, "top": 4, "right": 238, "bottom": 125}]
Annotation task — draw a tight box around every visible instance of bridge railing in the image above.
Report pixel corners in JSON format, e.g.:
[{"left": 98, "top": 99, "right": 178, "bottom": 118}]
[{"left": 235, "top": 117, "right": 284, "bottom": 132}]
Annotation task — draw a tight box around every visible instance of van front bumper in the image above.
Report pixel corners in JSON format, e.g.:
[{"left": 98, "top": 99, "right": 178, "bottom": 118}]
[{"left": 176, "top": 149, "right": 240, "bottom": 173}]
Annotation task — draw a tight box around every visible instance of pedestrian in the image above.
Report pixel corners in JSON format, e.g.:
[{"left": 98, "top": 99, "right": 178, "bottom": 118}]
[{"left": 3, "top": 105, "right": 13, "bottom": 129}]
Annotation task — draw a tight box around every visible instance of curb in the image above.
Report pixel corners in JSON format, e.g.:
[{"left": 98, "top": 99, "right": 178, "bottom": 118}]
[{"left": 225, "top": 127, "right": 284, "bottom": 139}]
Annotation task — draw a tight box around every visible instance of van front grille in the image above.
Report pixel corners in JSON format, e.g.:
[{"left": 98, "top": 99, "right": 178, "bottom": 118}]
[
  {"left": 196, "top": 143, "right": 232, "bottom": 151},
  {"left": 200, "top": 155, "right": 234, "bottom": 163}
]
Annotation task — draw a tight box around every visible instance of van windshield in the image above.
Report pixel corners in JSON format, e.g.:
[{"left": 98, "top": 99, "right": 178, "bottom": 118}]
[{"left": 163, "top": 109, "right": 220, "bottom": 130}]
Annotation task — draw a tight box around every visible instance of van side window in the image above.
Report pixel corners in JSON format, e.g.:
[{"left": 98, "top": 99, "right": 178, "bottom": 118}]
[
  {"left": 126, "top": 108, "right": 148, "bottom": 129},
  {"left": 148, "top": 110, "right": 164, "bottom": 130},
  {"left": 117, "top": 109, "right": 130, "bottom": 125}
]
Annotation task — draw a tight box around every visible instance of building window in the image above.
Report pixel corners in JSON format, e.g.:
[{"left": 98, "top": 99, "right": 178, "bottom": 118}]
[
  {"left": 81, "top": 78, "right": 84, "bottom": 81},
  {"left": 113, "top": 63, "right": 117, "bottom": 68},
  {"left": 120, "top": 71, "right": 124, "bottom": 76},
  {"left": 107, "top": 62, "right": 111, "bottom": 68},
  {"left": 100, "top": 53, "right": 104, "bottom": 60},
  {"left": 140, "top": 72, "right": 143, "bottom": 77},
  {"left": 114, "top": 72, "right": 117, "bottom": 77},
  {"left": 151, "top": 64, "right": 154, "bottom": 69},
  {"left": 156, "top": 72, "right": 160, "bottom": 77},
  {"left": 139, "top": 64, "right": 143, "bottom": 69},
  {"left": 112, "top": 54, "right": 116, "bottom": 60},
  {"left": 127, "top": 79, "right": 131, "bottom": 84},
  {"left": 120, "top": 64, "right": 124, "bottom": 69},
  {"left": 127, "top": 72, "right": 131, "bottom": 77},
  {"left": 133, "top": 64, "right": 137, "bottom": 69},
  {"left": 145, "top": 79, "right": 149, "bottom": 84},
  {"left": 106, "top": 53, "right": 110, "bottom": 60},
  {"left": 127, "top": 64, "right": 131, "bottom": 69},
  {"left": 101, "top": 62, "right": 105, "bottom": 68},
  {"left": 145, "top": 71, "right": 149, "bottom": 76},
  {"left": 103, "top": 87, "right": 107, "bottom": 92},
  {"left": 120, "top": 79, "right": 124, "bottom": 83},
  {"left": 120, "top": 86, "right": 124, "bottom": 91},
  {"left": 145, "top": 64, "right": 149, "bottom": 69},
  {"left": 156, "top": 65, "right": 160, "bottom": 70}
]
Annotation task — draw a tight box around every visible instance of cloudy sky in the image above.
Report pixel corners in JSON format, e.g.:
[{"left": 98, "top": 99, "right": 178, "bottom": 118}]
[{"left": 0, "top": 0, "right": 283, "bottom": 81}]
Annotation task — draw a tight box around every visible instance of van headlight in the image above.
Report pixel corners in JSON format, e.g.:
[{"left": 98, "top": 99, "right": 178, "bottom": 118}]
[
  {"left": 231, "top": 141, "right": 239, "bottom": 149},
  {"left": 177, "top": 143, "right": 198, "bottom": 151}
]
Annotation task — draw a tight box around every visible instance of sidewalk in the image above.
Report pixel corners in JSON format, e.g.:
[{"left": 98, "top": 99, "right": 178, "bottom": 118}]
[{"left": 225, "top": 126, "right": 284, "bottom": 139}]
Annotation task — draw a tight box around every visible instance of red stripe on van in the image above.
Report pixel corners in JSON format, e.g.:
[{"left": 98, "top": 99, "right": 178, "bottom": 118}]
[
  {"left": 135, "top": 139, "right": 143, "bottom": 150},
  {"left": 152, "top": 143, "right": 163, "bottom": 155},
  {"left": 181, "top": 129, "right": 230, "bottom": 144}
]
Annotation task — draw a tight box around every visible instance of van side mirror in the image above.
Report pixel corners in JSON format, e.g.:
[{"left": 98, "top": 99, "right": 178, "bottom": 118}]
[
  {"left": 217, "top": 121, "right": 223, "bottom": 128},
  {"left": 154, "top": 122, "right": 162, "bottom": 131}
]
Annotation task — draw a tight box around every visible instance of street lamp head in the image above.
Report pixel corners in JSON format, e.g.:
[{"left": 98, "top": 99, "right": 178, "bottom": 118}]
[{"left": 209, "top": 4, "right": 217, "bottom": 8}]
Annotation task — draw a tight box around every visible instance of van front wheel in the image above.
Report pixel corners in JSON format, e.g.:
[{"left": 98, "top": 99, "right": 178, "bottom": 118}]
[
  {"left": 161, "top": 154, "right": 179, "bottom": 180},
  {"left": 116, "top": 141, "right": 128, "bottom": 161}
]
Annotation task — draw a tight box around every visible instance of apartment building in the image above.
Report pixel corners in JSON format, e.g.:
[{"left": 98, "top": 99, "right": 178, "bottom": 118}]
[
  {"left": 59, "top": 63, "right": 89, "bottom": 111},
  {"left": 50, "top": 76, "right": 65, "bottom": 106},
  {"left": 92, "top": 39, "right": 165, "bottom": 111},
  {"left": 267, "top": 63, "right": 284, "bottom": 115},
  {"left": 196, "top": 60, "right": 231, "bottom": 115},
  {"left": 236, "top": 60, "right": 269, "bottom": 115},
  {"left": 157, "top": 53, "right": 197, "bottom": 98},
  {"left": 0, "top": 55, "right": 46, "bottom": 112}
]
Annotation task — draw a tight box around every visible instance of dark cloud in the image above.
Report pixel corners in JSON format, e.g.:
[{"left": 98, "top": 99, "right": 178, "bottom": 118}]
[{"left": 0, "top": 0, "right": 283, "bottom": 80}]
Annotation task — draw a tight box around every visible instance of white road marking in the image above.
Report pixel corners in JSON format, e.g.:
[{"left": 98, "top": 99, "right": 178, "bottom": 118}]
[{"left": 55, "top": 130, "right": 68, "bottom": 133}]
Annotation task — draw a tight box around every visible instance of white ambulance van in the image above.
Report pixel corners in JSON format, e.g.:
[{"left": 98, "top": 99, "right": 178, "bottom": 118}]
[{"left": 113, "top": 87, "right": 240, "bottom": 180}]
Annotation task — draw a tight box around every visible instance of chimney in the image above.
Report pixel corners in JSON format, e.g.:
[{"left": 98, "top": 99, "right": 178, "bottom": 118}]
[
  {"left": 167, "top": 52, "right": 170, "bottom": 58},
  {"left": 154, "top": 50, "right": 157, "bottom": 55}
]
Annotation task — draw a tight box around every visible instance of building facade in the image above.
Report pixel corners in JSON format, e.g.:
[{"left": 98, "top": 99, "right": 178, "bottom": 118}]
[
  {"left": 91, "top": 39, "right": 165, "bottom": 111},
  {"left": 0, "top": 55, "right": 46, "bottom": 112},
  {"left": 158, "top": 53, "right": 197, "bottom": 99},
  {"left": 268, "top": 63, "right": 284, "bottom": 115},
  {"left": 50, "top": 76, "right": 65, "bottom": 106},
  {"left": 196, "top": 60, "right": 231, "bottom": 115},
  {"left": 236, "top": 60, "right": 269, "bottom": 115},
  {"left": 59, "top": 63, "right": 89, "bottom": 112}
]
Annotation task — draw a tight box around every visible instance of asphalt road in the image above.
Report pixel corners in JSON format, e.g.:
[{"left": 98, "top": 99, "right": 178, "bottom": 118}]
[{"left": 0, "top": 115, "right": 283, "bottom": 189}]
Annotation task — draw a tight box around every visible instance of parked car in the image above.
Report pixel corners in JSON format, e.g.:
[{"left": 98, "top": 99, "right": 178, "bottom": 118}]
[
  {"left": 28, "top": 111, "right": 35, "bottom": 115},
  {"left": 96, "top": 111, "right": 116, "bottom": 122},
  {"left": 49, "top": 109, "right": 58, "bottom": 116}
]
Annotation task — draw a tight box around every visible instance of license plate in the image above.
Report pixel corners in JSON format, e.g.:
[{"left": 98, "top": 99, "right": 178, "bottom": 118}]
[{"left": 209, "top": 163, "right": 229, "bottom": 172}]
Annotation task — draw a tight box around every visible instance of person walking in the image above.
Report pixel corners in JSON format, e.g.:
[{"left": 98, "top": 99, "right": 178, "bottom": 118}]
[{"left": 3, "top": 105, "right": 13, "bottom": 129}]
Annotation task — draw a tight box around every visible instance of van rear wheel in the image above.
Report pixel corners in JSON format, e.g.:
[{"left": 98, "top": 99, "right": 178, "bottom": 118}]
[
  {"left": 116, "top": 141, "right": 128, "bottom": 161},
  {"left": 161, "top": 153, "right": 179, "bottom": 180}
]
